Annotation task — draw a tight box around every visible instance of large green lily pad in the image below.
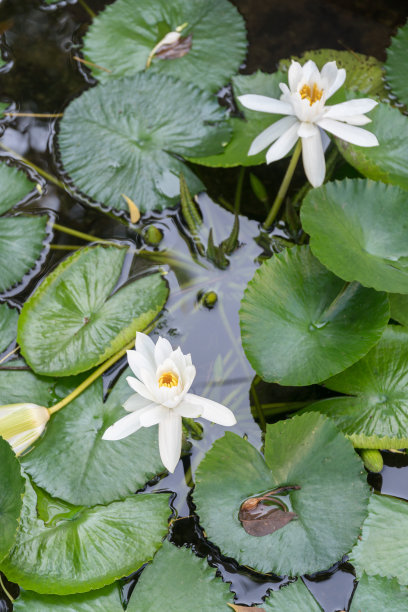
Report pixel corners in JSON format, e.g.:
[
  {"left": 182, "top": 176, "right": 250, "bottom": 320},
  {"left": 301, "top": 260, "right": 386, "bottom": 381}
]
[
  {"left": 14, "top": 584, "right": 124, "bottom": 612},
  {"left": 18, "top": 245, "right": 168, "bottom": 376},
  {"left": 0, "top": 302, "right": 18, "bottom": 353},
  {"left": 350, "top": 573, "right": 408, "bottom": 612},
  {"left": 0, "top": 360, "right": 57, "bottom": 406},
  {"left": 301, "top": 179, "right": 408, "bottom": 294},
  {"left": 0, "top": 479, "right": 170, "bottom": 594},
  {"left": 127, "top": 540, "right": 232, "bottom": 611},
  {"left": 385, "top": 21, "right": 408, "bottom": 107},
  {"left": 306, "top": 326, "right": 408, "bottom": 449},
  {"left": 389, "top": 293, "right": 408, "bottom": 327},
  {"left": 194, "top": 413, "right": 369, "bottom": 576},
  {"left": 0, "top": 163, "right": 35, "bottom": 215},
  {"left": 350, "top": 493, "right": 408, "bottom": 585},
  {"left": 0, "top": 436, "right": 25, "bottom": 561},
  {"left": 240, "top": 245, "right": 389, "bottom": 386},
  {"left": 22, "top": 369, "right": 164, "bottom": 506},
  {"left": 58, "top": 72, "right": 230, "bottom": 214},
  {"left": 82, "top": 0, "right": 247, "bottom": 92}
]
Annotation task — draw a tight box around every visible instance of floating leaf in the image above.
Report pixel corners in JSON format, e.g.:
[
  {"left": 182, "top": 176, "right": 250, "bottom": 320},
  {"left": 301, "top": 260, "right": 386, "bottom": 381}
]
[
  {"left": 18, "top": 245, "right": 168, "bottom": 376},
  {"left": 14, "top": 583, "right": 124, "bottom": 612},
  {"left": 350, "top": 493, "right": 408, "bottom": 585},
  {"left": 0, "top": 436, "right": 25, "bottom": 561},
  {"left": 0, "top": 214, "right": 51, "bottom": 294},
  {"left": 240, "top": 245, "right": 389, "bottom": 386},
  {"left": 385, "top": 21, "right": 408, "bottom": 107},
  {"left": 262, "top": 579, "right": 322, "bottom": 612},
  {"left": 22, "top": 369, "right": 164, "bottom": 506},
  {"left": 301, "top": 179, "right": 408, "bottom": 293},
  {"left": 305, "top": 326, "right": 408, "bottom": 449},
  {"left": 389, "top": 293, "right": 408, "bottom": 326},
  {"left": 58, "top": 72, "right": 230, "bottom": 213},
  {"left": 0, "top": 302, "right": 18, "bottom": 352},
  {"left": 0, "top": 479, "right": 170, "bottom": 594},
  {"left": 0, "top": 361, "right": 56, "bottom": 406},
  {"left": 350, "top": 573, "right": 408, "bottom": 612},
  {"left": 335, "top": 100, "right": 408, "bottom": 191},
  {"left": 194, "top": 413, "right": 369, "bottom": 576},
  {"left": 127, "top": 540, "right": 231, "bottom": 611},
  {"left": 0, "top": 163, "right": 35, "bottom": 215},
  {"left": 82, "top": 0, "right": 247, "bottom": 92}
]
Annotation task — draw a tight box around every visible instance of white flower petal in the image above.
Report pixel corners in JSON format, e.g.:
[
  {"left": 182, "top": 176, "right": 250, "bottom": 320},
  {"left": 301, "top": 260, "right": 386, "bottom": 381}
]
[
  {"left": 324, "top": 98, "right": 377, "bottom": 120},
  {"left": 319, "top": 127, "right": 331, "bottom": 152},
  {"left": 158, "top": 411, "right": 182, "bottom": 473},
  {"left": 126, "top": 376, "right": 155, "bottom": 401},
  {"left": 139, "top": 405, "right": 167, "bottom": 427},
  {"left": 173, "top": 402, "right": 202, "bottom": 418},
  {"left": 135, "top": 332, "right": 156, "bottom": 366},
  {"left": 265, "top": 122, "right": 300, "bottom": 164},
  {"left": 344, "top": 114, "right": 372, "bottom": 126},
  {"left": 185, "top": 394, "right": 237, "bottom": 426},
  {"left": 301, "top": 130, "right": 326, "bottom": 187},
  {"left": 288, "top": 60, "right": 303, "bottom": 92},
  {"left": 123, "top": 394, "right": 154, "bottom": 412},
  {"left": 102, "top": 410, "right": 144, "bottom": 440},
  {"left": 297, "top": 121, "right": 318, "bottom": 138},
  {"left": 238, "top": 94, "right": 293, "bottom": 115},
  {"left": 248, "top": 116, "right": 298, "bottom": 156},
  {"left": 10, "top": 424, "right": 47, "bottom": 456},
  {"left": 320, "top": 61, "right": 339, "bottom": 90},
  {"left": 126, "top": 350, "right": 154, "bottom": 382},
  {"left": 300, "top": 59, "right": 319, "bottom": 84},
  {"left": 154, "top": 337, "right": 173, "bottom": 366},
  {"left": 317, "top": 118, "right": 379, "bottom": 147},
  {"left": 324, "top": 68, "right": 346, "bottom": 100}
]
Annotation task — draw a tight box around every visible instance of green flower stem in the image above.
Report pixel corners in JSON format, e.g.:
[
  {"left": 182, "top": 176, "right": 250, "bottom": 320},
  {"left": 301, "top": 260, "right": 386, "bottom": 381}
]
[
  {"left": 250, "top": 380, "right": 266, "bottom": 432},
  {"left": 53, "top": 223, "right": 114, "bottom": 245},
  {"left": 78, "top": 0, "right": 96, "bottom": 18},
  {"left": 0, "top": 574, "right": 14, "bottom": 602},
  {"left": 50, "top": 244, "right": 83, "bottom": 251},
  {"left": 234, "top": 167, "right": 245, "bottom": 213},
  {"left": 264, "top": 139, "right": 302, "bottom": 229},
  {"left": 0, "top": 142, "right": 66, "bottom": 190},
  {"left": 259, "top": 401, "right": 311, "bottom": 417}
]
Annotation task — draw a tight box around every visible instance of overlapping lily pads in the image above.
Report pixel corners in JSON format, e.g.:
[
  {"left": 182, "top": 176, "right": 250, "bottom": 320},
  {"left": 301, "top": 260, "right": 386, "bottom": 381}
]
[
  {"left": 194, "top": 412, "right": 369, "bottom": 576},
  {"left": 385, "top": 21, "right": 408, "bottom": 107},
  {"left": 350, "top": 493, "right": 408, "bottom": 585},
  {"left": 22, "top": 369, "right": 164, "bottom": 506},
  {"left": 301, "top": 179, "right": 408, "bottom": 293},
  {"left": 0, "top": 436, "right": 25, "bottom": 561},
  {"left": 14, "top": 583, "right": 124, "bottom": 612},
  {"left": 57, "top": 72, "right": 231, "bottom": 214},
  {"left": 127, "top": 540, "right": 232, "bottom": 611},
  {"left": 0, "top": 302, "right": 18, "bottom": 352},
  {"left": 389, "top": 293, "right": 408, "bottom": 326},
  {"left": 306, "top": 326, "right": 408, "bottom": 449},
  {"left": 82, "top": 0, "right": 247, "bottom": 92},
  {"left": 18, "top": 245, "right": 168, "bottom": 376},
  {"left": 240, "top": 245, "right": 389, "bottom": 386},
  {"left": 0, "top": 479, "right": 170, "bottom": 594}
]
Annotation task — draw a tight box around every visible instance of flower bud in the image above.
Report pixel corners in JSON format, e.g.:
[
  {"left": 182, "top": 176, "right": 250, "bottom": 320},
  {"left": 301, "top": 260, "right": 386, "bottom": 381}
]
[{"left": 0, "top": 403, "right": 50, "bottom": 455}]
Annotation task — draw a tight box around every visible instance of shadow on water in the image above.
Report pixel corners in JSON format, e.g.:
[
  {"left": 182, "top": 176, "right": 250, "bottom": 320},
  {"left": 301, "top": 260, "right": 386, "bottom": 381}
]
[{"left": 0, "top": 0, "right": 407, "bottom": 610}]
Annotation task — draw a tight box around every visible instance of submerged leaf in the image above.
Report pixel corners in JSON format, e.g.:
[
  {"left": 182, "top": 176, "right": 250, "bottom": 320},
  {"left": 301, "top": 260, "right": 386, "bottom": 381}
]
[{"left": 239, "top": 486, "right": 300, "bottom": 536}]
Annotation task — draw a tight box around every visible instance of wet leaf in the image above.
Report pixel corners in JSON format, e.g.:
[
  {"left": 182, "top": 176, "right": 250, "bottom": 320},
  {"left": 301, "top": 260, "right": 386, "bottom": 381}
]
[
  {"left": 350, "top": 573, "right": 408, "bottom": 612},
  {"left": 0, "top": 436, "right": 25, "bottom": 562},
  {"left": 0, "top": 302, "right": 18, "bottom": 353},
  {"left": 385, "top": 20, "right": 408, "bottom": 107},
  {"left": 0, "top": 163, "right": 36, "bottom": 215},
  {"left": 239, "top": 486, "right": 299, "bottom": 536},
  {"left": 14, "top": 583, "right": 124, "bottom": 612}
]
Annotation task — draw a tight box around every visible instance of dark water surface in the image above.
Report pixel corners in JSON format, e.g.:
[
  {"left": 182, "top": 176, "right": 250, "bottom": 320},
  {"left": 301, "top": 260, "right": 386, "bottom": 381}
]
[{"left": 0, "top": 0, "right": 406, "bottom": 610}]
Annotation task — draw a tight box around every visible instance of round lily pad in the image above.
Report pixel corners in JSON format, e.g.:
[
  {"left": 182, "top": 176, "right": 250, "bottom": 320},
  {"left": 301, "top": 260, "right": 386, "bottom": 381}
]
[
  {"left": 127, "top": 540, "right": 232, "bottom": 611},
  {"left": 0, "top": 214, "right": 52, "bottom": 295},
  {"left": 389, "top": 293, "right": 408, "bottom": 327},
  {"left": 262, "top": 579, "right": 322, "bottom": 612},
  {"left": 239, "top": 245, "right": 389, "bottom": 386},
  {"left": 0, "top": 302, "right": 18, "bottom": 353},
  {"left": 301, "top": 179, "right": 408, "bottom": 293},
  {"left": 385, "top": 21, "right": 408, "bottom": 107},
  {"left": 0, "top": 436, "right": 25, "bottom": 561},
  {"left": 335, "top": 100, "right": 408, "bottom": 191},
  {"left": 22, "top": 369, "right": 164, "bottom": 506},
  {"left": 350, "top": 493, "right": 408, "bottom": 585},
  {"left": 14, "top": 584, "right": 124, "bottom": 612},
  {"left": 0, "top": 479, "right": 170, "bottom": 595},
  {"left": 194, "top": 412, "right": 369, "bottom": 576},
  {"left": 57, "top": 72, "right": 230, "bottom": 214},
  {"left": 350, "top": 573, "right": 408, "bottom": 612},
  {"left": 18, "top": 245, "right": 168, "bottom": 376},
  {"left": 0, "top": 163, "right": 36, "bottom": 215},
  {"left": 0, "top": 360, "right": 56, "bottom": 406},
  {"left": 306, "top": 326, "right": 408, "bottom": 449}
]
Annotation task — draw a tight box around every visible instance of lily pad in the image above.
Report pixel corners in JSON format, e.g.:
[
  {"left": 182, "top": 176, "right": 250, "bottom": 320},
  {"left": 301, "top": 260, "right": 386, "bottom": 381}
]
[
  {"left": 0, "top": 479, "right": 170, "bottom": 594},
  {"left": 0, "top": 163, "right": 36, "bottom": 215},
  {"left": 22, "top": 369, "right": 164, "bottom": 506},
  {"left": 189, "top": 71, "right": 286, "bottom": 167},
  {"left": 82, "top": 0, "right": 247, "bottom": 92},
  {"left": 0, "top": 214, "right": 51, "bottom": 295},
  {"left": 0, "top": 436, "right": 25, "bottom": 561},
  {"left": 385, "top": 21, "right": 408, "bottom": 107},
  {"left": 0, "top": 360, "right": 57, "bottom": 406},
  {"left": 262, "top": 579, "right": 322, "bottom": 612},
  {"left": 194, "top": 412, "right": 369, "bottom": 576},
  {"left": 301, "top": 179, "right": 408, "bottom": 293},
  {"left": 389, "top": 293, "right": 408, "bottom": 327},
  {"left": 350, "top": 493, "right": 408, "bottom": 585},
  {"left": 14, "top": 583, "right": 124, "bottom": 612},
  {"left": 127, "top": 540, "right": 231, "bottom": 611},
  {"left": 0, "top": 302, "right": 18, "bottom": 353},
  {"left": 335, "top": 100, "right": 408, "bottom": 191},
  {"left": 350, "top": 573, "right": 408, "bottom": 612},
  {"left": 57, "top": 72, "right": 230, "bottom": 214},
  {"left": 18, "top": 245, "right": 168, "bottom": 376},
  {"left": 239, "top": 245, "right": 389, "bottom": 386},
  {"left": 305, "top": 326, "right": 408, "bottom": 449}
]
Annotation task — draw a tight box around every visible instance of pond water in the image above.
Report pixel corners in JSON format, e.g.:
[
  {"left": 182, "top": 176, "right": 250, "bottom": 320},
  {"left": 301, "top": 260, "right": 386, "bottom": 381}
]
[{"left": 0, "top": 0, "right": 407, "bottom": 610}]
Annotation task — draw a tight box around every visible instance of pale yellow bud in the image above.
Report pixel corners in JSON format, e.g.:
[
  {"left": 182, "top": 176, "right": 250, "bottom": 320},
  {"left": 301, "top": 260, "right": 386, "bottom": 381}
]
[{"left": 0, "top": 403, "right": 50, "bottom": 455}]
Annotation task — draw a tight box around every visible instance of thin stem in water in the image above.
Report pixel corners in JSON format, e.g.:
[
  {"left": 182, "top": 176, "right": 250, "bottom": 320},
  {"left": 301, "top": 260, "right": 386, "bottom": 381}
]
[
  {"left": 234, "top": 167, "right": 245, "bottom": 213},
  {"left": 264, "top": 139, "right": 302, "bottom": 229},
  {"left": 0, "top": 142, "right": 66, "bottom": 190},
  {"left": 0, "top": 574, "right": 14, "bottom": 603},
  {"left": 53, "top": 223, "right": 113, "bottom": 245},
  {"left": 77, "top": 0, "right": 96, "bottom": 18}
]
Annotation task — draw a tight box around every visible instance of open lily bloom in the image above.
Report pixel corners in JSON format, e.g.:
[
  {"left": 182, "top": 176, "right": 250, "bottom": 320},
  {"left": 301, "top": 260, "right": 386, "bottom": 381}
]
[
  {"left": 103, "top": 332, "right": 237, "bottom": 473},
  {"left": 0, "top": 403, "right": 50, "bottom": 455},
  {"left": 238, "top": 60, "right": 379, "bottom": 187}
]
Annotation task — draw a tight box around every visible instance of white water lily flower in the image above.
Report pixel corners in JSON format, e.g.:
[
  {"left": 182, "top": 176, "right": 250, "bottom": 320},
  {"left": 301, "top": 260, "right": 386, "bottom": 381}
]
[
  {"left": 0, "top": 403, "right": 49, "bottom": 455},
  {"left": 103, "top": 332, "right": 237, "bottom": 473},
  {"left": 238, "top": 60, "right": 379, "bottom": 187}
]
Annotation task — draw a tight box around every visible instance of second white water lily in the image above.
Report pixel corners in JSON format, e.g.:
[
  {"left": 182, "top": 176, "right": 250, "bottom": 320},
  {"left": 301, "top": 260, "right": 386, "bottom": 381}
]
[
  {"left": 238, "top": 59, "right": 379, "bottom": 187},
  {"left": 103, "top": 332, "right": 237, "bottom": 473}
]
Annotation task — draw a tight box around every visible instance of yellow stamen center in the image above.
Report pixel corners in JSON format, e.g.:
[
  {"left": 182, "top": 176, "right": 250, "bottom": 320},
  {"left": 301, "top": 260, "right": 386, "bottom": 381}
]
[
  {"left": 158, "top": 372, "right": 179, "bottom": 388},
  {"left": 299, "top": 83, "right": 323, "bottom": 106}
]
